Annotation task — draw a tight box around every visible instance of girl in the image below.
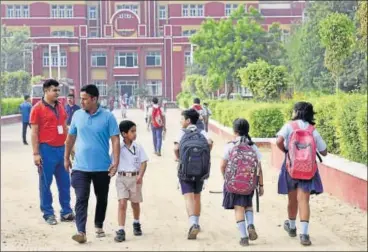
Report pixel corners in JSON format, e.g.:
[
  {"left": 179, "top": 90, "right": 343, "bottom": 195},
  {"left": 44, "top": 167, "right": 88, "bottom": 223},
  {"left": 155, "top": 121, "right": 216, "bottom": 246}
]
[
  {"left": 220, "top": 118, "right": 264, "bottom": 246},
  {"left": 276, "top": 102, "right": 328, "bottom": 246}
]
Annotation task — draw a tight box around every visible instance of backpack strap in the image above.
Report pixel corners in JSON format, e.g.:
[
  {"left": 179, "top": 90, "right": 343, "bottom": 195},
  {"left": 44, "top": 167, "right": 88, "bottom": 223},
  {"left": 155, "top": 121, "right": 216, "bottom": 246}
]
[
  {"left": 306, "top": 124, "right": 315, "bottom": 134},
  {"left": 290, "top": 121, "right": 299, "bottom": 131}
]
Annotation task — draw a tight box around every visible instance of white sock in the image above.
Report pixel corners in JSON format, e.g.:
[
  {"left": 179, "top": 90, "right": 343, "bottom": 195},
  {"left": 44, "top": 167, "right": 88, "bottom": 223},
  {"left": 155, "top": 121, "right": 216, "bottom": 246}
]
[
  {"left": 300, "top": 221, "right": 309, "bottom": 235},
  {"left": 194, "top": 216, "right": 199, "bottom": 225},
  {"left": 133, "top": 219, "right": 140, "bottom": 224},
  {"left": 237, "top": 220, "right": 248, "bottom": 238},
  {"left": 245, "top": 211, "right": 254, "bottom": 227},
  {"left": 118, "top": 226, "right": 124, "bottom": 231},
  {"left": 189, "top": 215, "right": 196, "bottom": 226},
  {"left": 289, "top": 219, "right": 296, "bottom": 229}
]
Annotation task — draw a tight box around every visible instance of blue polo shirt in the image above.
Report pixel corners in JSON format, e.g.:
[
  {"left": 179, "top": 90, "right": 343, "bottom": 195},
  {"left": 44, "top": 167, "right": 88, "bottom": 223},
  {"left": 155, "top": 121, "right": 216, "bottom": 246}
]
[
  {"left": 19, "top": 101, "right": 32, "bottom": 123},
  {"left": 69, "top": 106, "right": 120, "bottom": 172}
]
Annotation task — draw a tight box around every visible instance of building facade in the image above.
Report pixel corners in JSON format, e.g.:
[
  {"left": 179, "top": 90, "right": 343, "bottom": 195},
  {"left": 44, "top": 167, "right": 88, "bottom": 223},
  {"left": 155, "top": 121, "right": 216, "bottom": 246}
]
[{"left": 1, "top": 0, "right": 305, "bottom": 101}]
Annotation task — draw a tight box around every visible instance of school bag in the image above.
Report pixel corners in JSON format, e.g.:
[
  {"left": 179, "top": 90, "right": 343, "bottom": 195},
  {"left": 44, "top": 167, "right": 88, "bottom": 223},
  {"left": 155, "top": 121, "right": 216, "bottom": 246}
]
[
  {"left": 224, "top": 139, "right": 259, "bottom": 195},
  {"left": 151, "top": 106, "right": 164, "bottom": 128},
  {"left": 286, "top": 121, "right": 321, "bottom": 180},
  {"left": 178, "top": 128, "right": 211, "bottom": 181}
]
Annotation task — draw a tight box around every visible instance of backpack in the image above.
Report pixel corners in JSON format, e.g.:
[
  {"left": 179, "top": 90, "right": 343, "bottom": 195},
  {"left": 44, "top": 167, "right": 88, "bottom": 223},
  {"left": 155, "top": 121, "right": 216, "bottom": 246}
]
[
  {"left": 286, "top": 121, "right": 318, "bottom": 180},
  {"left": 224, "top": 140, "right": 259, "bottom": 195},
  {"left": 151, "top": 106, "right": 164, "bottom": 128},
  {"left": 178, "top": 128, "right": 211, "bottom": 181}
]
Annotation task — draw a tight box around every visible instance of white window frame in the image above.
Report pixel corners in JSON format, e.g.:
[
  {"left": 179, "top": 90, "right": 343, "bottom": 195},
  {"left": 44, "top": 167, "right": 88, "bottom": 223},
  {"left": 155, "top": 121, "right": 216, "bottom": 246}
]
[
  {"left": 51, "top": 5, "right": 58, "bottom": 17},
  {"left": 93, "top": 81, "right": 107, "bottom": 96},
  {"left": 182, "top": 30, "right": 196, "bottom": 37},
  {"left": 6, "top": 5, "right": 29, "bottom": 18},
  {"left": 197, "top": 4, "right": 204, "bottom": 16},
  {"left": 182, "top": 4, "right": 189, "bottom": 16},
  {"left": 88, "top": 6, "right": 97, "bottom": 20},
  {"left": 91, "top": 52, "right": 107, "bottom": 67},
  {"left": 159, "top": 5, "right": 167, "bottom": 19},
  {"left": 183, "top": 4, "right": 203, "bottom": 17},
  {"left": 66, "top": 5, "right": 73, "bottom": 17},
  {"left": 146, "top": 81, "right": 162, "bottom": 96},
  {"left": 90, "top": 29, "right": 98, "bottom": 37},
  {"left": 117, "top": 4, "right": 139, "bottom": 16},
  {"left": 59, "top": 5, "right": 65, "bottom": 18},
  {"left": 6, "top": 6, "right": 14, "bottom": 17},
  {"left": 51, "top": 31, "right": 74, "bottom": 37},
  {"left": 146, "top": 52, "right": 161, "bottom": 67},
  {"left": 225, "top": 3, "right": 238, "bottom": 16},
  {"left": 114, "top": 52, "right": 138, "bottom": 68},
  {"left": 43, "top": 50, "right": 67, "bottom": 67},
  {"left": 23, "top": 5, "right": 29, "bottom": 17},
  {"left": 184, "top": 51, "right": 191, "bottom": 66},
  {"left": 51, "top": 5, "right": 73, "bottom": 18},
  {"left": 14, "top": 5, "right": 22, "bottom": 18}
]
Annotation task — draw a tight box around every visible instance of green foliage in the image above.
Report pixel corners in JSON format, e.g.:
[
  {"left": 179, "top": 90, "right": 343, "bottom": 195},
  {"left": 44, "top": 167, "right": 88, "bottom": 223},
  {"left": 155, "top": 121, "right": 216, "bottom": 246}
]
[
  {"left": 1, "top": 98, "right": 23, "bottom": 116},
  {"left": 0, "top": 70, "right": 31, "bottom": 98},
  {"left": 356, "top": 105, "right": 367, "bottom": 154},
  {"left": 356, "top": 1, "right": 367, "bottom": 51},
  {"left": 31, "top": 75, "right": 45, "bottom": 85},
  {"left": 238, "top": 59, "right": 289, "bottom": 100},
  {"left": 176, "top": 92, "right": 194, "bottom": 109},
  {"left": 248, "top": 106, "right": 285, "bottom": 137}
]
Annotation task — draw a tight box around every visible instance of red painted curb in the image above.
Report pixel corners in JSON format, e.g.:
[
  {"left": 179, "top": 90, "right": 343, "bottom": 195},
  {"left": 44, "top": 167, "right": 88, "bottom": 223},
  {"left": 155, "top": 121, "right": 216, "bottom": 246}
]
[{"left": 1, "top": 115, "right": 21, "bottom": 125}]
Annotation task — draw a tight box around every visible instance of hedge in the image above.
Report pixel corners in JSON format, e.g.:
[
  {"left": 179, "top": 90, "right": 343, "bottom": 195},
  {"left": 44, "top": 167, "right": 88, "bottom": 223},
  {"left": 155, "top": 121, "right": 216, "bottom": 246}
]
[
  {"left": 1, "top": 98, "right": 23, "bottom": 116},
  {"left": 177, "top": 92, "right": 367, "bottom": 164}
]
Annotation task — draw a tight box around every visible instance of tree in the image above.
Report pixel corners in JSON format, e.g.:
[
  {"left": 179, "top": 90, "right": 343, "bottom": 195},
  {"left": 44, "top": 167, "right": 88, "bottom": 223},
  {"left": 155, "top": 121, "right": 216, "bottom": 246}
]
[
  {"left": 238, "top": 59, "right": 289, "bottom": 100},
  {"left": 0, "top": 70, "right": 31, "bottom": 98},
  {"left": 319, "top": 13, "right": 355, "bottom": 93},
  {"left": 31, "top": 75, "right": 45, "bottom": 85},
  {"left": 356, "top": 1, "right": 367, "bottom": 53}
]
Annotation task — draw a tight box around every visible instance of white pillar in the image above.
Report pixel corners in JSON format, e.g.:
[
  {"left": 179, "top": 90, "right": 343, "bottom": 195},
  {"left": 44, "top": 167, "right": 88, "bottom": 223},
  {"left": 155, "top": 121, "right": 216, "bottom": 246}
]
[
  {"left": 57, "top": 44, "right": 61, "bottom": 80},
  {"left": 48, "top": 45, "right": 52, "bottom": 78}
]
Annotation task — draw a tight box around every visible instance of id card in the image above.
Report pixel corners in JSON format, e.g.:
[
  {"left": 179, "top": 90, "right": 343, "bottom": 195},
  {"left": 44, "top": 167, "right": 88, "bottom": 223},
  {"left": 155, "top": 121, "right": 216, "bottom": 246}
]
[
  {"left": 57, "top": 125, "right": 64, "bottom": 135},
  {"left": 133, "top": 156, "right": 140, "bottom": 166}
]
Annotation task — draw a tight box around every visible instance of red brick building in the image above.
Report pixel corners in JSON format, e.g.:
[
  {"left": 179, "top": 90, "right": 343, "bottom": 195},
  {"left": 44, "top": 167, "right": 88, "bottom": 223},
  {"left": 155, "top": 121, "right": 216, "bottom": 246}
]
[{"left": 1, "top": 1, "right": 305, "bottom": 101}]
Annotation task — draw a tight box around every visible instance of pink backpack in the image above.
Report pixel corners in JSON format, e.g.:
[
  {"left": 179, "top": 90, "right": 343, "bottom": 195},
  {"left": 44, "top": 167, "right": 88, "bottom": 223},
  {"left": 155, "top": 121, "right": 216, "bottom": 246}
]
[
  {"left": 224, "top": 142, "right": 258, "bottom": 195},
  {"left": 286, "top": 121, "right": 317, "bottom": 180}
]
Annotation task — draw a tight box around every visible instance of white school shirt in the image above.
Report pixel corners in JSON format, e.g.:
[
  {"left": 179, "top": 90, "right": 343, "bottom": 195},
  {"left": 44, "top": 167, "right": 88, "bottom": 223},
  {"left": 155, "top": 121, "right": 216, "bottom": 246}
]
[
  {"left": 276, "top": 120, "right": 327, "bottom": 152},
  {"left": 175, "top": 124, "right": 210, "bottom": 144},
  {"left": 111, "top": 141, "right": 149, "bottom": 172},
  {"left": 222, "top": 137, "right": 262, "bottom": 161}
]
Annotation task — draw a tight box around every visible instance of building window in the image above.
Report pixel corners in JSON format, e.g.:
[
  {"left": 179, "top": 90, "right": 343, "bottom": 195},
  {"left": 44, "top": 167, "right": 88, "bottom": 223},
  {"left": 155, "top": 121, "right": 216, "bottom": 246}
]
[
  {"left": 93, "top": 81, "right": 107, "bottom": 96},
  {"left": 183, "top": 4, "right": 203, "bottom": 17},
  {"left": 117, "top": 4, "right": 139, "bottom": 16},
  {"left": 115, "top": 80, "right": 138, "bottom": 97},
  {"left": 146, "top": 52, "right": 161, "bottom": 66},
  {"left": 89, "top": 29, "right": 98, "bottom": 37},
  {"left": 23, "top": 5, "right": 29, "bottom": 17},
  {"left": 88, "top": 6, "right": 97, "bottom": 19},
  {"left": 225, "top": 4, "right": 238, "bottom": 16},
  {"left": 281, "top": 30, "right": 290, "bottom": 42},
  {"left": 182, "top": 30, "right": 197, "bottom": 37},
  {"left": 91, "top": 52, "right": 107, "bottom": 67},
  {"left": 114, "top": 52, "right": 138, "bottom": 68},
  {"left": 51, "top": 31, "right": 74, "bottom": 37},
  {"left": 43, "top": 50, "right": 67, "bottom": 67},
  {"left": 51, "top": 5, "right": 73, "bottom": 18},
  {"left": 184, "top": 51, "right": 192, "bottom": 66},
  {"left": 6, "top": 5, "right": 29, "bottom": 18},
  {"left": 159, "top": 5, "right": 167, "bottom": 19},
  {"left": 15, "top": 5, "right": 22, "bottom": 17},
  {"left": 6, "top": 6, "right": 14, "bottom": 17},
  {"left": 146, "top": 81, "right": 162, "bottom": 96}
]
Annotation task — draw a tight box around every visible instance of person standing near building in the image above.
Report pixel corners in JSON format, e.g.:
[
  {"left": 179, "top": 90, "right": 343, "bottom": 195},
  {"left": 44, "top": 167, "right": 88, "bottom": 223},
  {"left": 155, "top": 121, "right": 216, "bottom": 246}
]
[
  {"left": 19, "top": 95, "right": 32, "bottom": 145},
  {"left": 64, "top": 84, "right": 120, "bottom": 244},
  {"left": 30, "top": 79, "right": 74, "bottom": 225},
  {"left": 65, "top": 94, "right": 80, "bottom": 160},
  {"left": 147, "top": 97, "right": 166, "bottom": 156}
]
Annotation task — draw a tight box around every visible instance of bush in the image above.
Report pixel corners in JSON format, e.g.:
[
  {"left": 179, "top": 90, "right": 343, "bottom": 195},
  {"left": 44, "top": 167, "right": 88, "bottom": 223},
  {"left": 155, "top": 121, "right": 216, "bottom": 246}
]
[
  {"left": 248, "top": 106, "right": 285, "bottom": 137},
  {"left": 356, "top": 105, "right": 367, "bottom": 155},
  {"left": 1, "top": 98, "right": 23, "bottom": 116}
]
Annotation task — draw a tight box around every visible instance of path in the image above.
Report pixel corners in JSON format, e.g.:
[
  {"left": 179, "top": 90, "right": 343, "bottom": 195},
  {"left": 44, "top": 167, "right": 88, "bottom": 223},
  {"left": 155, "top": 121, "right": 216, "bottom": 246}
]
[{"left": 1, "top": 109, "right": 367, "bottom": 251}]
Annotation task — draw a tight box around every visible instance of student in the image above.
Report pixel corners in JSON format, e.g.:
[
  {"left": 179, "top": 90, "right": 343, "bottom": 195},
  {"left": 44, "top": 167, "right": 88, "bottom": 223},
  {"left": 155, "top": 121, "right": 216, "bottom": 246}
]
[
  {"left": 220, "top": 118, "right": 264, "bottom": 246},
  {"left": 19, "top": 95, "right": 32, "bottom": 145},
  {"left": 191, "top": 98, "right": 205, "bottom": 131},
  {"left": 147, "top": 97, "right": 166, "bottom": 156},
  {"left": 276, "top": 102, "right": 328, "bottom": 246},
  {"left": 114, "top": 120, "right": 148, "bottom": 242},
  {"left": 65, "top": 94, "right": 80, "bottom": 160},
  {"left": 174, "top": 109, "right": 213, "bottom": 240},
  {"left": 202, "top": 102, "right": 212, "bottom": 133}
]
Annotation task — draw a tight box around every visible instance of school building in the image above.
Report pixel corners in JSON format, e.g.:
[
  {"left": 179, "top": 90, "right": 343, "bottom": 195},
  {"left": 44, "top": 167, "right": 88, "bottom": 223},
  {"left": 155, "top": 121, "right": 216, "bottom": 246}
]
[{"left": 0, "top": 0, "right": 306, "bottom": 101}]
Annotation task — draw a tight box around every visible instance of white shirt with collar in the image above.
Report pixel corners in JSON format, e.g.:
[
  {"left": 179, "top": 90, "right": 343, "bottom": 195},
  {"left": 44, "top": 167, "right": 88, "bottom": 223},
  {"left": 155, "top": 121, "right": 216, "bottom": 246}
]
[
  {"left": 175, "top": 124, "right": 210, "bottom": 144},
  {"left": 112, "top": 141, "right": 149, "bottom": 172}
]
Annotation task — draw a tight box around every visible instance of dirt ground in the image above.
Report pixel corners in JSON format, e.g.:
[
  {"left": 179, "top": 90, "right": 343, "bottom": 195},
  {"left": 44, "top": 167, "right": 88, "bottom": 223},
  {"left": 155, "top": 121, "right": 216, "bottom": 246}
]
[{"left": 1, "top": 109, "right": 367, "bottom": 251}]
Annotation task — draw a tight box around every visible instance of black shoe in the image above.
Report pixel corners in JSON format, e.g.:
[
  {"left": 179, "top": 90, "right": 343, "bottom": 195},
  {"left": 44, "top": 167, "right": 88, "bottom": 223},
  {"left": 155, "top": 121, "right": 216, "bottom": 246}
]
[
  {"left": 45, "top": 215, "right": 57, "bottom": 225},
  {"left": 60, "top": 213, "right": 75, "bottom": 222},
  {"left": 133, "top": 222, "right": 142, "bottom": 236},
  {"left": 239, "top": 237, "right": 249, "bottom": 246},
  {"left": 23, "top": 142, "right": 28, "bottom": 145},
  {"left": 187, "top": 224, "right": 200, "bottom": 240},
  {"left": 247, "top": 224, "right": 258, "bottom": 241},
  {"left": 114, "top": 229, "right": 126, "bottom": 242},
  {"left": 284, "top": 220, "right": 297, "bottom": 237},
  {"left": 300, "top": 234, "right": 312, "bottom": 246}
]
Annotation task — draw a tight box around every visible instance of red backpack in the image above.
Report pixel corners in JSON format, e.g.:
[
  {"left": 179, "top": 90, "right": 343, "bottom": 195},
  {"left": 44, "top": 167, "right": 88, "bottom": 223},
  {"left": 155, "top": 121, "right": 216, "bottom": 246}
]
[
  {"left": 151, "top": 106, "right": 164, "bottom": 128},
  {"left": 286, "top": 121, "right": 318, "bottom": 180},
  {"left": 224, "top": 141, "right": 259, "bottom": 195}
]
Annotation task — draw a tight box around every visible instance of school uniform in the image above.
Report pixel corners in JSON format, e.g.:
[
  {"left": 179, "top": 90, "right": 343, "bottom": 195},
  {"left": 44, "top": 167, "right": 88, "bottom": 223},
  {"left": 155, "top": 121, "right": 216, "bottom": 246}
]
[
  {"left": 222, "top": 137, "right": 262, "bottom": 209},
  {"left": 277, "top": 120, "right": 327, "bottom": 195},
  {"left": 114, "top": 141, "right": 148, "bottom": 203},
  {"left": 175, "top": 125, "right": 211, "bottom": 195}
]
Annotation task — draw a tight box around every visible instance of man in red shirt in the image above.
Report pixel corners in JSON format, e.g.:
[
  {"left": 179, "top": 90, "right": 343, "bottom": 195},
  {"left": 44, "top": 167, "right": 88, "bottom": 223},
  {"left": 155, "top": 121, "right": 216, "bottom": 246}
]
[{"left": 30, "top": 79, "right": 74, "bottom": 225}]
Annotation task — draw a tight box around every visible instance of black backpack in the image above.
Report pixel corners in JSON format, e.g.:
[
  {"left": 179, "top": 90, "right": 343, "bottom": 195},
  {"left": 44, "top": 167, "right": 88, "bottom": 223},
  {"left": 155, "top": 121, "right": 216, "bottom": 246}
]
[{"left": 178, "top": 128, "right": 211, "bottom": 181}]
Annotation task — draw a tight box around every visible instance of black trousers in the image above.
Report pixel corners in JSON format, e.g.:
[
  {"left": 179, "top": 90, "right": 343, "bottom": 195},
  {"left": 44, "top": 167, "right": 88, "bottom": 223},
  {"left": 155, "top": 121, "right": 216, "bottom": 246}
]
[
  {"left": 22, "top": 122, "right": 30, "bottom": 143},
  {"left": 71, "top": 170, "right": 111, "bottom": 233}
]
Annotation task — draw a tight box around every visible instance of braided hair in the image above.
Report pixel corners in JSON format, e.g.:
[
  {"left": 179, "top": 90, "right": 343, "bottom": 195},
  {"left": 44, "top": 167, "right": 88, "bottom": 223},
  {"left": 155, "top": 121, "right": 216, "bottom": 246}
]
[
  {"left": 292, "top": 102, "right": 316, "bottom": 125},
  {"left": 233, "top": 118, "right": 254, "bottom": 146}
]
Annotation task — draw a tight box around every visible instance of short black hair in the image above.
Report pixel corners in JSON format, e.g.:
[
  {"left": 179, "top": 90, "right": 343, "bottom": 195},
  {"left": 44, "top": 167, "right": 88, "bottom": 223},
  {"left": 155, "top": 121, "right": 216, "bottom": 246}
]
[
  {"left": 24, "top": 95, "right": 30, "bottom": 100},
  {"left": 81, "top": 84, "right": 99, "bottom": 99},
  {"left": 67, "top": 94, "right": 74, "bottom": 98},
  {"left": 119, "top": 120, "right": 136, "bottom": 134},
  {"left": 292, "top": 102, "right": 316, "bottom": 125},
  {"left": 152, "top": 97, "right": 159, "bottom": 104},
  {"left": 182, "top": 108, "right": 199, "bottom": 125},
  {"left": 193, "top": 98, "right": 200, "bottom": 104},
  {"left": 43, "top": 79, "right": 59, "bottom": 91}
]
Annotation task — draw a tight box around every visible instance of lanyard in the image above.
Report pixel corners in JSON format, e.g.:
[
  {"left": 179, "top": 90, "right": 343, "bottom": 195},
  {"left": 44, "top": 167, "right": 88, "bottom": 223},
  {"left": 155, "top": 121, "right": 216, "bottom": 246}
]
[{"left": 125, "top": 145, "right": 136, "bottom": 156}]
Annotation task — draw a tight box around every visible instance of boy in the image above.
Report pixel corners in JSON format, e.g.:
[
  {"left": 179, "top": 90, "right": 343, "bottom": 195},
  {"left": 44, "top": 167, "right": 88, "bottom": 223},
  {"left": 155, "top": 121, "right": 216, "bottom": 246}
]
[
  {"left": 147, "top": 97, "right": 166, "bottom": 156},
  {"left": 174, "top": 109, "right": 213, "bottom": 240},
  {"left": 114, "top": 120, "right": 148, "bottom": 242},
  {"left": 19, "top": 95, "right": 32, "bottom": 145}
]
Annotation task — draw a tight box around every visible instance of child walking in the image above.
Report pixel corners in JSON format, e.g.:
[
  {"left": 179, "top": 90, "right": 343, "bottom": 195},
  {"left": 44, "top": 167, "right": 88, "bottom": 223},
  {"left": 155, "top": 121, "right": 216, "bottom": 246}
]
[
  {"left": 220, "top": 118, "right": 264, "bottom": 246},
  {"left": 276, "top": 102, "right": 327, "bottom": 246},
  {"left": 113, "top": 120, "right": 148, "bottom": 242}
]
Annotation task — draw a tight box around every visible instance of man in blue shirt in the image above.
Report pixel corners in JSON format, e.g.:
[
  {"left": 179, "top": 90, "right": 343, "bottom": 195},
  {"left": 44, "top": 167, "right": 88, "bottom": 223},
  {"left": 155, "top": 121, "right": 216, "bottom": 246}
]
[
  {"left": 64, "top": 84, "right": 120, "bottom": 244},
  {"left": 65, "top": 94, "right": 80, "bottom": 126},
  {"left": 19, "top": 95, "right": 32, "bottom": 145}
]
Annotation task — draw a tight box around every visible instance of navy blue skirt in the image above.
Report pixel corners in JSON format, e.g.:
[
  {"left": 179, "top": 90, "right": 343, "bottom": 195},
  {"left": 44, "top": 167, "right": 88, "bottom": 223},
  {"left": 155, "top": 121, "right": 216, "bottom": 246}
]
[
  {"left": 278, "top": 159, "right": 323, "bottom": 195},
  {"left": 222, "top": 185, "right": 254, "bottom": 209}
]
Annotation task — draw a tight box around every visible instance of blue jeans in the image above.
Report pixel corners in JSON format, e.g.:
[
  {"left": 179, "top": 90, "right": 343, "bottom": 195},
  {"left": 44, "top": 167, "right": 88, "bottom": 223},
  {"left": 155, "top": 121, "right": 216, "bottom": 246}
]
[
  {"left": 151, "top": 126, "right": 163, "bottom": 153},
  {"left": 39, "top": 144, "right": 72, "bottom": 220}
]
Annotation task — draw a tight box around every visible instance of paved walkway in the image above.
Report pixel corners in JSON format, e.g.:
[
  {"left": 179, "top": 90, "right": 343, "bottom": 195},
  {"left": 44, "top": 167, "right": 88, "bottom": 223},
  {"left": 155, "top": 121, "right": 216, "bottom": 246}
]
[{"left": 1, "top": 109, "right": 367, "bottom": 251}]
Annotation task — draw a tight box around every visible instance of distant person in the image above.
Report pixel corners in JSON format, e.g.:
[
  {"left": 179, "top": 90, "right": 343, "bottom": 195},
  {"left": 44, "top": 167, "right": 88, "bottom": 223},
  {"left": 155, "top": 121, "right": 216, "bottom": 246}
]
[
  {"left": 19, "top": 95, "right": 32, "bottom": 145},
  {"left": 191, "top": 98, "right": 205, "bottom": 131},
  {"left": 147, "top": 97, "right": 166, "bottom": 156},
  {"left": 121, "top": 97, "right": 128, "bottom": 119},
  {"left": 276, "top": 102, "right": 328, "bottom": 246},
  {"left": 30, "top": 79, "right": 74, "bottom": 225},
  {"left": 109, "top": 96, "right": 115, "bottom": 112},
  {"left": 65, "top": 94, "right": 80, "bottom": 160},
  {"left": 202, "top": 102, "right": 212, "bottom": 132}
]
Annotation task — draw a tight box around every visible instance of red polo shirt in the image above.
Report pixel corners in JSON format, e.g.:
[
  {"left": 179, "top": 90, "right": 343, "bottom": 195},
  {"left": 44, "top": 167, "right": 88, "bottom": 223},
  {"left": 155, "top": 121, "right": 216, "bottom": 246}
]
[{"left": 30, "top": 99, "right": 67, "bottom": 147}]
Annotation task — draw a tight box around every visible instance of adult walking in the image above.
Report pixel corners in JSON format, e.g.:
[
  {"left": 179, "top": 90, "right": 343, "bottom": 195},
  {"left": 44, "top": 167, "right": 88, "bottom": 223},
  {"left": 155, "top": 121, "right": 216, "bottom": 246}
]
[
  {"left": 147, "top": 97, "right": 166, "bottom": 156},
  {"left": 19, "top": 95, "right": 32, "bottom": 145},
  {"left": 65, "top": 94, "right": 80, "bottom": 160},
  {"left": 64, "top": 84, "right": 120, "bottom": 244},
  {"left": 30, "top": 79, "right": 74, "bottom": 225}
]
